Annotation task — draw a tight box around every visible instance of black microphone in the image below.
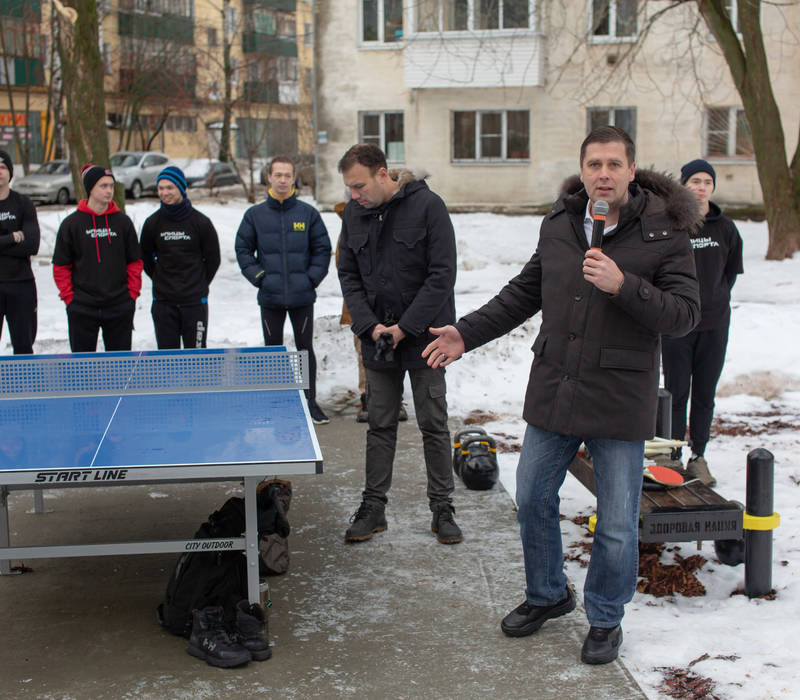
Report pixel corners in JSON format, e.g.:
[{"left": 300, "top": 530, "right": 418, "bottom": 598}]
[{"left": 590, "top": 199, "right": 609, "bottom": 250}]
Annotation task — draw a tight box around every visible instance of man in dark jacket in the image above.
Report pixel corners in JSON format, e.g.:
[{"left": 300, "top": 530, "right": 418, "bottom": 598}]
[
  {"left": 423, "top": 127, "right": 700, "bottom": 663},
  {"left": 235, "top": 156, "right": 331, "bottom": 423},
  {"left": 53, "top": 164, "right": 143, "bottom": 352},
  {"left": 0, "top": 150, "right": 40, "bottom": 354},
  {"left": 661, "top": 159, "right": 744, "bottom": 486},
  {"left": 140, "top": 166, "right": 221, "bottom": 349},
  {"left": 337, "top": 143, "right": 461, "bottom": 545}
]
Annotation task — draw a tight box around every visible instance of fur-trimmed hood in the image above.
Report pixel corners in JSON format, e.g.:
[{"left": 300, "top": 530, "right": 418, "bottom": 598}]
[
  {"left": 559, "top": 168, "right": 703, "bottom": 234},
  {"left": 389, "top": 167, "right": 430, "bottom": 189}
]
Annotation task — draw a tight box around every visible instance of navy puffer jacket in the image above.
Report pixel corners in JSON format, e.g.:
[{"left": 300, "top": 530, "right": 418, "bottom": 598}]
[{"left": 235, "top": 192, "right": 331, "bottom": 308}]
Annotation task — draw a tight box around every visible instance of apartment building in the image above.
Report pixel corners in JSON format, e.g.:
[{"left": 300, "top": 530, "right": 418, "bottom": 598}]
[
  {"left": 315, "top": 0, "right": 800, "bottom": 208},
  {"left": 0, "top": 0, "right": 314, "bottom": 168}
]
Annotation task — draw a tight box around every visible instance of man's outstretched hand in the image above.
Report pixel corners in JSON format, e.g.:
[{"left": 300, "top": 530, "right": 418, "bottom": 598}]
[{"left": 422, "top": 325, "right": 465, "bottom": 368}]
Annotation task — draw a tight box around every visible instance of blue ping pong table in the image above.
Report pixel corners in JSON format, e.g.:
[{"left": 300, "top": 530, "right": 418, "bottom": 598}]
[{"left": 0, "top": 347, "right": 323, "bottom": 605}]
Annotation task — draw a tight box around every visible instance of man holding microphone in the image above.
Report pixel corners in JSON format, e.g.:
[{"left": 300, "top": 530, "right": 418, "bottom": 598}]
[{"left": 424, "top": 127, "right": 701, "bottom": 664}]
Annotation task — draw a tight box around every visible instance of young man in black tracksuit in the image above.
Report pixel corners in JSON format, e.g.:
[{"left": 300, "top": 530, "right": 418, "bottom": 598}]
[
  {"left": 140, "top": 166, "right": 221, "bottom": 348},
  {"left": 0, "top": 150, "right": 40, "bottom": 354},
  {"left": 53, "top": 164, "right": 143, "bottom": 352},
  {"left": 661, "top": 159, "right": 744, "bottom": 486}
]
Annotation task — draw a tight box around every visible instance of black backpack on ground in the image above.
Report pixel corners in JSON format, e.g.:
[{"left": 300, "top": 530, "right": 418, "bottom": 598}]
[{"left": 157, "top": 488, "right": 291, "bottom": 638}]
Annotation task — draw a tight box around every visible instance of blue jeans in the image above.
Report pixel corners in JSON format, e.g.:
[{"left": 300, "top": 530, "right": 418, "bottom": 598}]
[{"left": 515, "top": 424, "right": 644, "bottom": 627}]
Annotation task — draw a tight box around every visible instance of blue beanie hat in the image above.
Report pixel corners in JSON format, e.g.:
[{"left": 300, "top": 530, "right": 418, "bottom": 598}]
[
  {"left": 680, "top": 159, "right": 716, "bottom": 189},
  {"left": 157, "top": 165, "right": 187, "bottom": 196}
]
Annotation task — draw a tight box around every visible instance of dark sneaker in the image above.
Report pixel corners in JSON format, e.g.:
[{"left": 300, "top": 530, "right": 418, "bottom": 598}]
[
  {"left": 187, "top": 606, "right": 251, "bottom": 668},
  {"left": 345, "top": 501, "right": 387, "bottom": 542},
  {"left": 687, "top": 455, "right": 716, "bottom": 486},
  {"left": 356, "top": 393, "right": 368, "bottom": 423},
  {"left": 235, "top": 600, "right": 272, "bottom": 661},
  {"left": 308, "top": 400, "right": 330, "bottom": 425},
  {"left": 430, "top": 502, "right": 462, "bottom": 544},
  {"left": 581, "top": 624, "right": 623, "bottom": 664},
  {"left": 501, "top": 586, "right": 576, "bottom": 637},
  {"left": 398, "top": 403, "right": 408, "bottom": 422}
]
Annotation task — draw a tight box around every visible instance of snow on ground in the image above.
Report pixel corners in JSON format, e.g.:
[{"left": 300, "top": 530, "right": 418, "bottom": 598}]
[{"left": 12, "top": 195, "right": 800, "bottom": 699}]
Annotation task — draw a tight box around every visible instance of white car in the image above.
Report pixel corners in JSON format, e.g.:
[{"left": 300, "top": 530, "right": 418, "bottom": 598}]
[
  {"left": 109, "top": 151, "right": 171, "bottom": 199},
  {"left": 13, "top": 160, "right": 75, "bottom": 205}
]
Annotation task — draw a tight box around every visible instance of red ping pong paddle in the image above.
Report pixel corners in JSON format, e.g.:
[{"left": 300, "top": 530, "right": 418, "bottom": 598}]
[{"left": 643, "top": 464, "right": 686, "bottom": 486}]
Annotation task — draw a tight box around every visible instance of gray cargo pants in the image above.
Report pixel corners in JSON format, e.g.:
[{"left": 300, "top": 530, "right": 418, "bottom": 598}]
[{"left": 363, "top": 365, "right": 454, "bottom": 508}]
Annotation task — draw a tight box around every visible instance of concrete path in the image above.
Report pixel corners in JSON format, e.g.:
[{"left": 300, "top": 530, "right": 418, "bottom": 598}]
[{"left": 0, "top": 407, "right": 646, "bottom": 699}]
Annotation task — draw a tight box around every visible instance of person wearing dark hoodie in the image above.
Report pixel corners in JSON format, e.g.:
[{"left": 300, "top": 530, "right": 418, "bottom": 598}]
[
  {"left": 0, "top": 149, "right": 40, "bottom": 353},
  {"left": 337, "top": 143, "right": 461, "bottom": 546},
  {"left": 423, "top": 127, "right": 701, "bottom": 664},
  {"left": 661, "top": 159, "right": 744, "bottom": 486},
  {"left": 235, "top": 155, "right": 331, "bottom": 424},
  {"left": 53, "top": 164, "right": 143, "bottom": 352},
  {"left": 140, "top": 166, "right": 220, "bottom": 349}
]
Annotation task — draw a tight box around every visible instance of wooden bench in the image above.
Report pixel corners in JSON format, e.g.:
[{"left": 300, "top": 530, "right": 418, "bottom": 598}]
[{"left": 569, "top": 453, "right": 743, "bottom": 547}]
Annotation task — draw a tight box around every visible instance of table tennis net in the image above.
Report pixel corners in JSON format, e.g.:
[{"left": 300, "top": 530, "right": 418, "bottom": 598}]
[{"left": 0, "top": 349, "right": 308, "bottom": 398}]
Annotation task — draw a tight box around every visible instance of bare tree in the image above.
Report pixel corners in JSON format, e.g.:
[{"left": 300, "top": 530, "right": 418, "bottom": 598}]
[
  {"left": 0, "top": 1, "right": 47, "bottom": 172},
  {"left": 55, "top": 0, "right": 124, "bottom": 208},
  {"left": 112, "top": 34, "right": 196, "bottom": 152},
  {"left": 545, "top": 0, "right": 800, "bottom": 259}
]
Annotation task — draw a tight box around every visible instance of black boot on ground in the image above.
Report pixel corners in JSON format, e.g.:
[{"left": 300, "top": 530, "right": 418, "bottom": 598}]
[
  {"left": 581, "top": 624, "right": 623, "bottom": 664},
  {"left": 430, "top": 502, "right": 462, "bottom": 544},
  {"left": 235, "top": 599, "right": 272, "bottom": 661},
  {"left": 186, "top": 606, "right": 251, "bottom": 668},
  {"left": 501, "top": 586, "right": 576, "bottom": 637},
  {"left": 345, "top": 501, "right": 388, "bottom": 542}
]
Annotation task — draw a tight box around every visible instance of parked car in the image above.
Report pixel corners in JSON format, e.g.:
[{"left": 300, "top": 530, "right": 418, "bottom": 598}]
[
  {"left": 184, "top": 160, "right": 241, "bottom": 189},
  {"left": 13, "top": 160, "right": 75, "bottom": 205},
  {"left": 109, "top": 151, "right": 170, "bottom": 199}
]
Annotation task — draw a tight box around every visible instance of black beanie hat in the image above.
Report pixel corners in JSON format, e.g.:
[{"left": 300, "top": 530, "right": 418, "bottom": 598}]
[
  {"left": 680, "top": 159, "right": 716, "bottom": 189},
  {"left": 81, "top": 163, "right": 115, "bottom": 196},
  {"left": 0, "top": 150, "right": 13, "bottom": 179}
]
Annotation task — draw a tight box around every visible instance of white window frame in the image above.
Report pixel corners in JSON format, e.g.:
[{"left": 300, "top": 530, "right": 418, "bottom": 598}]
[
  {"left": 587, "top": 0, "right": 637, "bottom": 44},
  {"left": 451, "top": 109, "right": 530, "bottom": 163},
  {"left": 586, "top": 106, "right": 637, "bottom": 142},
  {"left": 359, "top": 0, "right": 404, "bottom": 46},
  {"left": 703, "top": 106, "right": 754, "bottom": 160},
  {"left": 359, "top": 111, "right": 405, "bottom": 163},
  {"left": 411, "top": 0, "right": 535, "bottom": 35}
]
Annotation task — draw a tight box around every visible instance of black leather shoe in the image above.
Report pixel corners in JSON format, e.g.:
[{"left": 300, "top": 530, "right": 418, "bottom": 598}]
[
  {"left": 500, "top": 586, "right": 576, "bottom": 637},
  {"left": 581, "top": 624, "right": 623, "bottom": 664}
]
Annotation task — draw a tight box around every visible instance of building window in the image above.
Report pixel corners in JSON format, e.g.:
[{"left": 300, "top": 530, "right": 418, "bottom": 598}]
[
  {"left": 590, "top": 0, "right": 637, "bottom": 40},
  {"left": 359, "top": 111, "right": 405, "bottom": 162},
  {"left": 452, "top": 110, "right": 529, "bottom": 161},
  {"left": 207, "top": 27, "right": 218, "bottom": 46},
  {"left": 416, "top": 0, "right": 531, "bottom": 32},
  {"left": 587, "top": 106, "right": 636, "bottom": 142},
  {"left": 362, "top": 0, "right": 403, "bottom": 43},
  {"left": 705, "top": 107, "right": 753, "bottom": 158},
  {"left": 304, "top": 22, "right": 312, "bottom": 46}
]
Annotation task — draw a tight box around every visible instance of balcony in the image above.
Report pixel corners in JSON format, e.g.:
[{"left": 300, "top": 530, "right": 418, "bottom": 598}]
[
  {"left": 242, "top": 33, "right": 297, "bottom": 57},
  {"left": 118, "top": 12, "right": 193, "bottom": 43},
  {"left": 0, "top": 58, "right": 44, "bottom": 87},
  {"left": 403, "top": 32, "right": 543, "bottom": 89},
  {"left": 244, "top": 0, "right": 296, "bottom": 10},
  {"left": 0, "top": 0, "right": 41, "bottom": 18},
  {"left": 119, "top": 69, "right": 197, "bottom": 99}
]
